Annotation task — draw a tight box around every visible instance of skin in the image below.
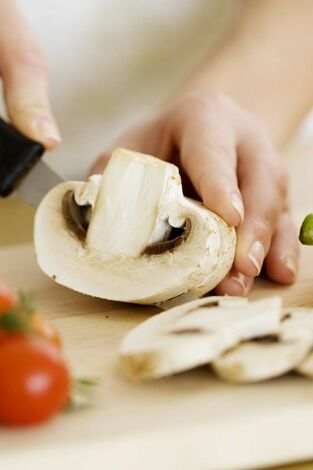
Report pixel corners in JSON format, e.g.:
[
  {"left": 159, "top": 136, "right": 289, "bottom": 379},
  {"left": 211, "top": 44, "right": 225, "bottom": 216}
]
[
  {"left": 0, "top": 0, "right": 60, "bottom": 148},
  {"left": 2, "top": 0, "right": 312, "bottom": 296},
  {"left": 91, "top": 0, "right": 313, "bottom": 296}
]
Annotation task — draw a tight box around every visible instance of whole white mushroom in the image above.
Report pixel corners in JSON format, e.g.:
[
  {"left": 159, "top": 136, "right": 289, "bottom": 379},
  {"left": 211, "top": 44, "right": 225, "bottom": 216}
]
[{"left": 34, "top": 148, "right": 236, "bottom": 305}]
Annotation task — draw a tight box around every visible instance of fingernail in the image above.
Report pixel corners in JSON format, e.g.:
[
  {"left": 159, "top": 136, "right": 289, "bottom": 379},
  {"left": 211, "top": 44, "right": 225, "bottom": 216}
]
[
  {"left": 228, "top": 273, "right": 250, "bottom": 296},
  {"left": 230, "top": 192, "right": 244, "bottom": 223},
  {"left": 32, "top": 117, "right": 61, "bottom": 145},
  {"left": 248, "top": 240, "right": 265, "bottom": 275},
  {"left": 284, "top": 256, "right": 296, "bottom": 276}
]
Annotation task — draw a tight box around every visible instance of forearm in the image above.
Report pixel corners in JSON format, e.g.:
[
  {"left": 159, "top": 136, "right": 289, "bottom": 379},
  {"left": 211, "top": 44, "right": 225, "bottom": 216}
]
[{"left": 175, "top": 0, "right": 313, "bottom": 147}]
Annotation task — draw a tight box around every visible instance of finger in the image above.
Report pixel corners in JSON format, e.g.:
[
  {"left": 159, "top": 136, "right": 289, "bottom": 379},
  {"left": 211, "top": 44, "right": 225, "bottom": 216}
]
[
  {"left": 176, "top": 110, "right": 244, "bottom": 227},
  {"left": 89, "top": 117, "right": 168, "bottom": 176},
  {"left": 0, "top": 0, "right": 60, "bottom": 148},
  {"left": 214, "top": 269, "right": 254, "bottom": 296},
  {"left": 89, "top": 120, "right": 156, "bottom": 175},
  {"left": 235, "top": 134, "right": 287, "bottom": 277},
  {"left": 265, "top": 211, "right": 299, "bottom": 285}
]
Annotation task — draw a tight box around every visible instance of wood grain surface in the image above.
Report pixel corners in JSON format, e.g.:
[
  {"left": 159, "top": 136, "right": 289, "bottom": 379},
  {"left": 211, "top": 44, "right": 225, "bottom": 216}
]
[
  {"left": 1, "top": 138, "right": 313, "bottom": 469},
  {"left": 1, "top": 242, "right": 313, "bottom": 470}
]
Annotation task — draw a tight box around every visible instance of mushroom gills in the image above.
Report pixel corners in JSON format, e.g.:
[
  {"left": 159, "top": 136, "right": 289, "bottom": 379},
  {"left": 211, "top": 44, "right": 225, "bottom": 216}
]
[
  {"left": 142, "top": 219, "right": 191, "bottom": 255},
  {"left": 62, "top": 190, "right": 91, "bottom": 242}
]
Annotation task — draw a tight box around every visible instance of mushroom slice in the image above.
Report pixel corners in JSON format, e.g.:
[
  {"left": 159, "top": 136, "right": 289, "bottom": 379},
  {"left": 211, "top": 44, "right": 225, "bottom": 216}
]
[
  {"left": 289, "top": 308, "right": 313, "bottom": 378},
  {"left": 34, "top": 148, "right": 236, "bottom": 304},
  {"left": 119, "top": 296, "right": 282, "bottom": 380},
  {"left": 297, "top": 354, "right": 313, "bottom": 378},
  {"left": 212, "top": 307, "right": 313, "bottom": 383}
]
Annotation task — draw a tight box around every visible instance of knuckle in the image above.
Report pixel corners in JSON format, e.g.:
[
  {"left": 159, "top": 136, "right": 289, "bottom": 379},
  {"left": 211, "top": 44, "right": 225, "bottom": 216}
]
[
  {"left": 244, "top": 113, "right": 276, "bottom": 147},
  {"left": 199, "top": 139, "right": 235, "bottom": 160},
  {"left": 201, "top": 91, "right": 229, "bottom": 109},
  {"left": 7, "top": 96, "right": 48, "bottom": 117},
  {"left": 246, "top": 116, "right": 287, "bottom": 200},
  {"left": 175, "top": 91, "right": 230, "bottom": 117},
  {"left": 274, "top": 167, "right": 288, "bottom": 198},
  {"left": 253, "top": 151, "right": 287, "bottom": 201},
  {"left": 25, "top": 52, "right": 48, "bottom": 76},
  {"left": 12, "top": 43, "right": 48, "bottom": 76},
  {"left": 246, "top": 112, "right": 270, "bottom": 137},
  {"left": 266, "top": 162, "right": 288, "bottom": 199},
  {"left": 199, "top": 171, "right": 225, "bottom": 193},
  {"left": 252, "top": 215, "right": 273, "bottom": 241},
  {"left": 284, "top": 216, "right": 299, "bottom": 247},
  {"left": 199, "top": 171, "right": 236, "bottom": 205}
]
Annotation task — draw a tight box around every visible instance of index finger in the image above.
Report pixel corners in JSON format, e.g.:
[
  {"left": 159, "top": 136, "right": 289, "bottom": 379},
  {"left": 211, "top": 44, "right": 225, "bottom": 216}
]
[
  {"left": 0, "top": 0, "right": 61, "bottom": 148},
  {"left": 174, "top": 100, "right": 244, "bottom": 227}
]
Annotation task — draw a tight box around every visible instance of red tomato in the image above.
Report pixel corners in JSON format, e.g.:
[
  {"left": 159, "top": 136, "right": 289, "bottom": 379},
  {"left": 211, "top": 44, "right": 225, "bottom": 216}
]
[
  {"left": 0, "top": 331, "right": 8, "bottom": 344},
  {"left": 29, "top": 313, "right": 62, "bottom": 349},
  {"left": 0, "top": 336, "right": 70, "bottom": 425},
  {"left": 0, "top": 283, "right": 16, "bottom": 314}
]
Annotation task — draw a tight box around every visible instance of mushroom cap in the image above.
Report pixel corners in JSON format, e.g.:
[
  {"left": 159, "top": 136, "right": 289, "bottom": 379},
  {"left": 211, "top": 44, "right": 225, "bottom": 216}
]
[
  {"left": 119, "top": 296, "right": 282, "bottom": 380},
  {"left": 34, "top": 149, "right": 236, "bottom": 304}
]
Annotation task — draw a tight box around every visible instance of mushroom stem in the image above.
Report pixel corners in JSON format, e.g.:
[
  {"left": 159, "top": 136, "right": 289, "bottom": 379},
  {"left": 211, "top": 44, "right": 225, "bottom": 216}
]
[{"left": 86, "top": 148, "right": 185, "bottom": 258}]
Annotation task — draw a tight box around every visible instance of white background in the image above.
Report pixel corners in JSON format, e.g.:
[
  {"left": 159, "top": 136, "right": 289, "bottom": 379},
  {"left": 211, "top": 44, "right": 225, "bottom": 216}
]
[{"left": 2, "top": 0, "right": 235, "bottom": 179}]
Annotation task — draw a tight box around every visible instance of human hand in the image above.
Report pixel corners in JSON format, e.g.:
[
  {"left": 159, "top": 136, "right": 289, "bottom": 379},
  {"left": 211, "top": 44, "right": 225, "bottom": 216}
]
[
  {"left": 91, "top": 92, "right": 299, "bottom": 296},
  {"left": 0, "top": 0, "right": 60, "bottom": 148}
]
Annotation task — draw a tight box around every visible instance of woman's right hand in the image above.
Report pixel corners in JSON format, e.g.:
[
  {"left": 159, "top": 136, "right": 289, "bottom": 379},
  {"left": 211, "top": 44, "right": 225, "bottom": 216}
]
[{"left": 0, "top": 0, "right": 60, "bottom": 148}]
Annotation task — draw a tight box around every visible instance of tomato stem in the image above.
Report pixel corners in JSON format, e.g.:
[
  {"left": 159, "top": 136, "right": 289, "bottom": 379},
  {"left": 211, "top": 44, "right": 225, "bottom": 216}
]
[{"left": 0, "top": 310, "right": 27, "bottom": 331}]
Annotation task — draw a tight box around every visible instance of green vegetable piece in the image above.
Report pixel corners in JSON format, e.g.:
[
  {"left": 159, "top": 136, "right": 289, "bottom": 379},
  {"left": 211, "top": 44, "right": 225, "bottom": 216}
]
[
  {"left": 0, "top": 310, "right": 26, "bottom": 332},
  {"left": 299, "top": 214, "right": 313, "bottom": 245}
]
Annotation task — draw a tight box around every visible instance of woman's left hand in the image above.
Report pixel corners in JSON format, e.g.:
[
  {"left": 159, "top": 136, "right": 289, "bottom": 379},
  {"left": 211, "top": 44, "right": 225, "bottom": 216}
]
[{"left": 90, "top": 92, "right": 299, "bottom": 296}]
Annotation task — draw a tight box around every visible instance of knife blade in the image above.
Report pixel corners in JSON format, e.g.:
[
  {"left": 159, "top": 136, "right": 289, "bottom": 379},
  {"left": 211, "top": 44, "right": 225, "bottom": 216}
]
[
  {"left": 157, "top": 291, "right": 199, "bottom": 310},
  {"left": 0, "top": 117, "right": 63, "bottom": 207},
  {"left": 17, "top": 159, "right": 63, "bottom": 208}
]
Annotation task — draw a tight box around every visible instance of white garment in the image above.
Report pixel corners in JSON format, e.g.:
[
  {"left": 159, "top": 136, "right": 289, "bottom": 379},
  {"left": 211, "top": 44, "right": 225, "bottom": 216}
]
[{"left": 9, "top": 1, "right": 237, "bottom": 179}]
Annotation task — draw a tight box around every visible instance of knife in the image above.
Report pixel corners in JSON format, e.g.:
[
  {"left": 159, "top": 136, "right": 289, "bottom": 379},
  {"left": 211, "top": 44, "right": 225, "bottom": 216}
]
[
  {"left": 157, "top": 291, "right": 199, "bottom": 310},
  {"left": 0, "top": 117, "right": 63, "bottom": 207}
]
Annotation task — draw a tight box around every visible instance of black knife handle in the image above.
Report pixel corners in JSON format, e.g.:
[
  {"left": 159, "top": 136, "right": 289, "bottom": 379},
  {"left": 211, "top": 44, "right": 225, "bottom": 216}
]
[{"left": 0, "top": 117, "right": 44, "bottom": 197}]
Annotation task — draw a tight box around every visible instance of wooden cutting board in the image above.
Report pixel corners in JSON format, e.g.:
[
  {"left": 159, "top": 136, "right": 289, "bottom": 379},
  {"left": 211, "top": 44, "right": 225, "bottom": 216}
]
[
  {"left": 1, "top": 242, "right": 313, "bottom": 470},
  {"left": 1, "top": 136, "right": 313, "bottom": 470}
]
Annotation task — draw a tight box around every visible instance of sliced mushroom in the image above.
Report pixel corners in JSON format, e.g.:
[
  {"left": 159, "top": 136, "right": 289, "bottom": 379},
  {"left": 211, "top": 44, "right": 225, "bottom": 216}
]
[
  {"left": 297, "top": 353, "right": 313, "bottom": 378},
  {"left": 34, "top": 148, "right": 236, "bottom": 304},
  {"left": 287, "top": 308, "right": 313, "bottom": 378},
  {"left": 119, "top": 296, "right": 282, "bottom": 380},
  {"left": 212, "top": 307, "right": 313, "bottom": 383}
]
